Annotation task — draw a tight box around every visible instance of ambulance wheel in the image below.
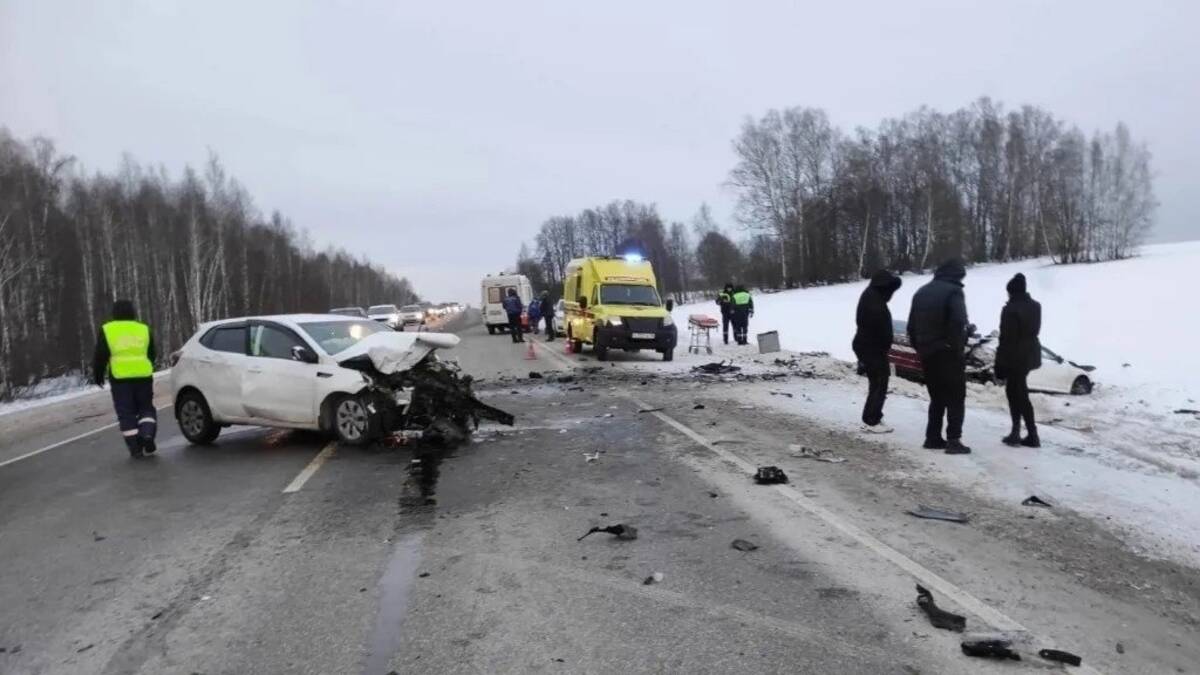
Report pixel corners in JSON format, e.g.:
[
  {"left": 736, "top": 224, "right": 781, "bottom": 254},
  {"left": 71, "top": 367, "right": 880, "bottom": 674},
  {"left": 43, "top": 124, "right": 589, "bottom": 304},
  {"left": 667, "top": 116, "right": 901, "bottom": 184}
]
[{"left": 662, "top": 349, "right": 674, "bottom": 362}]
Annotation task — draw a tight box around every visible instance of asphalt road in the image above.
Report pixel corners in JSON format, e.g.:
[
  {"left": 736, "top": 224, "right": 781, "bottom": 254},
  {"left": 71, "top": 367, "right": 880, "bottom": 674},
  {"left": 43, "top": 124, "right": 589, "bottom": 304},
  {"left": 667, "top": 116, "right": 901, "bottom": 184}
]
[{"left": 1, "top": 311, "right": 1194, "bottom": 674}]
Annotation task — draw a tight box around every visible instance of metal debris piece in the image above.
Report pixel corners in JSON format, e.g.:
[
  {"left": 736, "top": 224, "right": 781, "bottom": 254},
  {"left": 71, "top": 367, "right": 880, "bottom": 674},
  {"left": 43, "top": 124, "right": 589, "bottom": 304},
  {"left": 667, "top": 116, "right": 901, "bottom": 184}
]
[
  {"left": 692, "top": 361, "right": 741, "bottom": 375},
  {"left": 693, "top": 403, "right": 705, "bottom": 410},
  {"left": 583, "top": 452, "right": 600, "bottom": 463},
  {"left": 577, "top": 524, "right": 638, "bottom": 541},
  {"left": 731, "top": 539, "right": 759, "bottom": 552},
  {"left": 643, "top": 572, "right": 664, "bottom": 585},
  {"left": 753, "top": 466, "right": 788, "bottom": 485},
  {"left": 1039, "top": 649, "right": 1082, "bottom": 666},
  {"left": 907, "top": 505, "right": 969, "bottom": 523},
  {"left": 1021, "top": 495, "right": 1052, "bottom": 508},
  {"left": 961, "top": 636, "right": 1020, "bottom": 660},
  {"left": 915, "top": 584, "right": 966, "bottom": 632},
  {"left": 791, "top": 445, "right": 847, "bottom": 463}
]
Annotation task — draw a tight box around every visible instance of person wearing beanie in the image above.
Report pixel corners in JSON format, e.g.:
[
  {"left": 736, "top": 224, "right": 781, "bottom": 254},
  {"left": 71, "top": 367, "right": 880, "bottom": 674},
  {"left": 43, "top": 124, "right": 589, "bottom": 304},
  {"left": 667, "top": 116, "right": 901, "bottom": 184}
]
[
  {"left": 907, "top": 259, "right": 972, "bottom": 454},
  {"left": 995, "top": 273, "right": 1042, "bottom": 447},
  {"left": 92, "top": 299, "right": 159, "bottom": 458},
  {"left": 852, "top": 269, "right": 902, "bottom": 433}
]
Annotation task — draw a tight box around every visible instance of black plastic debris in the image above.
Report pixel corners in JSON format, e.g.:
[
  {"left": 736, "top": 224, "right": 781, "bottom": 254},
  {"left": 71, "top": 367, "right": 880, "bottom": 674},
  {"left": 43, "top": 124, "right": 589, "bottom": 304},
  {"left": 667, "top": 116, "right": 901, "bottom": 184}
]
[
  {"left": 418, "top": 572, "right": 431, "bottom": 578},
  {"left": 753, "top": 466, "right": 789, "bottom": 484},
  {"left": 577, "top": 524, "right": 639, "bottom": 541},
  {"left": 557, "top": 375, "right": 575, "bottom": 384},
  {"left": 1022, "top": 495, "right": 1052, "bottom": 508},
  {"left": 643, "top": 572, "right": 664, "bottom": 585},
  {"left": 907, "top": 505, "right": 969, "bottom": 523},
  {"left": 731, "top": 539, "right": 759, "bottom": 552},
  {"left": 961, "top": 637, "right": 1020, "bottom": 660},
  {"left": 693, "top": 404, "right": 706, "bottom": 410},
  {"left": 637, "top": 407, "right": 664, "bottom": 413},
  {"left": 1039, "top": 649, "right": 1082, "bottom": 666},
  {"left": 692, "top": 361, "right": 741, "bottom": 375},
  {"left": 915, "top": 584, "right": 966, "bottom": 632},
  {"left": 1174, "top": 408, "right": 1199, "bottom": 415},
  {"left": 76, "top": 644, "right": 94, "bottom": 654},
  {"left": 529, "top": 371, "right": 543, "bottom": 379}
]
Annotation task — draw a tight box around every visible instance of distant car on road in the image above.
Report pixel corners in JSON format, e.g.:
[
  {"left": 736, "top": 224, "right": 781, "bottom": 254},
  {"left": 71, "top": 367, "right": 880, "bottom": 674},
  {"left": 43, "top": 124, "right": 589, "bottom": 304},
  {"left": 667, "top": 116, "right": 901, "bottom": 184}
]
[
  {"left": 399, "top": 304, "right": 426, "bottom": 327},
  {"left": 367, "top": 304, "right": 403, "bottom": 330},
  {"left": 329, "top": 307, "right": 367, "bottom": 318},
  {"left": 888, "top": 320, "right": 1094, "bottom": 395}
]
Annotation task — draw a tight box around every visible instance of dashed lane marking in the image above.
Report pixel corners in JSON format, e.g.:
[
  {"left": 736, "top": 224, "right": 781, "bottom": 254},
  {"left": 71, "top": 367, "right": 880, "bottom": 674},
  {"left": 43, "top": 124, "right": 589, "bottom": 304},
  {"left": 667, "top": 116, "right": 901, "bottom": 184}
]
[
  {"left": 626, "top": 394, "right": 1104, "bottom": 675},
  {"left": 0, "top": 403, "right": 172, "bottom": 470},
  {"left": 282, "top": 441, "right": 337, "bottom": 493}
]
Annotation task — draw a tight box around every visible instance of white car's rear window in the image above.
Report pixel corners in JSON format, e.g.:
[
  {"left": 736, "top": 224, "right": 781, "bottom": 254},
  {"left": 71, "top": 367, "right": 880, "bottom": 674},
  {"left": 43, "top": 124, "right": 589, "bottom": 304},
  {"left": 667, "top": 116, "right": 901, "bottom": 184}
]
[{"left": 299, "top": 320, "right": 390, "bottom": 355}]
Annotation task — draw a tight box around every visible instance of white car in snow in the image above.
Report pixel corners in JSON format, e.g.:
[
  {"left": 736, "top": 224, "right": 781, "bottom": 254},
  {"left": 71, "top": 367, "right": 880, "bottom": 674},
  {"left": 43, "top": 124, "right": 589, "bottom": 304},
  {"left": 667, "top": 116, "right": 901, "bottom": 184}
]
[
  {"left": 889, "top": 321, "right": 1094, "bottom": 395},
  {"left": 170, "top": 314, "right": 466, "bottom": 446},
  {"left": 399, "top": 304, "right": 426, "bottom": 327}
]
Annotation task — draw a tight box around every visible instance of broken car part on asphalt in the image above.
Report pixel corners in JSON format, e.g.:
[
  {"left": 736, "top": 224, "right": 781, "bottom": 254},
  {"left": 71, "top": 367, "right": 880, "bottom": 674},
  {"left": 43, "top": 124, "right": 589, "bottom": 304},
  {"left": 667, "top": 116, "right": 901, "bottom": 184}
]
[
  {"left": 730, "top": 539, "right": 759, "bottom": 552},
  {"left": 960, "top": 636, "right": 1021, "bottom": 661},
  {"left": 1038, "top": 648, "right": 1083, "bottom": 666},
  {"left": 577, "top": 524, "right": 639, "bottom": 542},
  {"left": 1021, "top": 495, "right": 1053, "bottom": 508},
  {"left": 915, "top": 584, "right": 966, "bottom": 632},
  {"left": 643, "top": 572, "right": 664, "bottom": 585},
  {"left": 907, "top": 505, "right": 970, "bottom": 524},
  {"left": 753, "top": 466, "right": 789, "bottom": 485},
  {"left": 692, "top": 361, "right": 742, "bottom": 375},
  {"left": 790, "top": 444, "right": 847, "bottom": 463}
]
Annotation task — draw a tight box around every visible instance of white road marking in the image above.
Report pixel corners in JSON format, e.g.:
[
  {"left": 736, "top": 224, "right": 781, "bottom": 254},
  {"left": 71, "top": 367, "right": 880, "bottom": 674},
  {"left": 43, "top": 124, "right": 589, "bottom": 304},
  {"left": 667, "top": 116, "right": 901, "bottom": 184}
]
[
  {"left": 626, "top": 394, "right": 1104, "bottom": 674},
  {"left": 0, "top": 403, "right": 172, "bottom": 470},
  {"left": 282, "top": 442, "right": 337, "bottom": 493}
]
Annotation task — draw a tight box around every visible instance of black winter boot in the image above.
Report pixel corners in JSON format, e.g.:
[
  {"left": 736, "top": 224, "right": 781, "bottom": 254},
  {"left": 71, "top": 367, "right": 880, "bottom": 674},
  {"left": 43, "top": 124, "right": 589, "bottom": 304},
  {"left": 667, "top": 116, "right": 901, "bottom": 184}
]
[
  {"left": 944, "top": 439, "right": 972, "bottom": 455},
  {"left": 1020, "top": 435, "right": 1040, "bottom": 448}
]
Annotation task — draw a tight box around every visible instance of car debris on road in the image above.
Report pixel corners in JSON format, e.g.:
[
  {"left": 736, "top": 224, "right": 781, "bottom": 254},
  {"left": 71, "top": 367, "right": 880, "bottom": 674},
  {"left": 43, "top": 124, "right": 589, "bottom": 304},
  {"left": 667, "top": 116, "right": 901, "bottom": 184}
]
[
  {"left": 730, "top": 539, "right": 759, "bottom": 552},
  {"left": 577, "top": 524, "right": 639, "bottom": 541},
  {"left": 753, "top": 466, "right": 789, "bottom": 484},
  {"left": 960, "top": 635, "right": 1021, "bottom": 661},
  {"left": 790, "top": 445, "right": 847, "bottom": 463},
  {"left": 1038, "top": 648, "right": 1083, "bottom": 666},
  {"left": 907, "top": 505, "right": 970, "bottom": 524},
  {"left": 915, "top": 584, "right": 966, "bottom": 632},
  {"left": 1021, "top": 495, "right": 1053, "bottom": 508}
]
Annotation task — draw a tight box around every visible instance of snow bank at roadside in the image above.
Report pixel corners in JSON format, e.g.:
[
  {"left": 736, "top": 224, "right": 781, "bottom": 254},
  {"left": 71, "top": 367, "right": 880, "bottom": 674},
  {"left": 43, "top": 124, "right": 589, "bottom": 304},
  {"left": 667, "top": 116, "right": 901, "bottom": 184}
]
[{"left": 0, "top": 374, "right": 95, "bottom": 417}]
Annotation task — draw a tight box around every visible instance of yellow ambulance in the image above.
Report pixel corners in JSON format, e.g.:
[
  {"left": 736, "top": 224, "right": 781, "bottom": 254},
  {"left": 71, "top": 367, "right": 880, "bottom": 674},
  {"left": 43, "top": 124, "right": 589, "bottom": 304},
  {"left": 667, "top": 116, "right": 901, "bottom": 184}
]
[{"left": 563, "top": 255, "right": 677, "bottom": 361}]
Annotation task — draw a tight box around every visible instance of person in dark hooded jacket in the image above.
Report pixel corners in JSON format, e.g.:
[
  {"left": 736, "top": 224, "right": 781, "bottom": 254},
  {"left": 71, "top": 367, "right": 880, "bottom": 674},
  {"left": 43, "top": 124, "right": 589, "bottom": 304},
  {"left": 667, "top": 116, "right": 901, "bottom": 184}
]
[
  {"left": 995, "top": 273, "right": 1042, "bottom": 447},
  {"left": 853, "top": 270, "right": 902, "bottom": 432},
  {"left": 907, "top": 259, "right": 972, "bottom": 454},
  {"left": 717, "top": 283, "right": 735, "bottom": 345}
]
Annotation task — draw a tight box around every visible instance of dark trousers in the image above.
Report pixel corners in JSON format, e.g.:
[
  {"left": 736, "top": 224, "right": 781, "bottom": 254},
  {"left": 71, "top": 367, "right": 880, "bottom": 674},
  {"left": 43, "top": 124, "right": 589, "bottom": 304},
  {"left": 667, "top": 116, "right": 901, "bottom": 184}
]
[
  {"left": 111, "top": 378, "right": 156, "bottom": 450},
  {"left": 507, "top": 314, "right": 524, "bottom": 342},
  {"left": 731, "top": 309, "right": 750, "bottom": 345},
  {"left": 921, "top": 350, "right": 966, "bottom": 441},
  {"left": 721, "top": 313, "right": 732, "bottom": 344},
  {"left": 1005, "top": 369, "right": 1037, "bottom": 437},
  {"left": 544, "top": 316, "right": 555, "bottom": 340},
  {"left": 859, "top": 355, "right": 890, "bottom": 426}
]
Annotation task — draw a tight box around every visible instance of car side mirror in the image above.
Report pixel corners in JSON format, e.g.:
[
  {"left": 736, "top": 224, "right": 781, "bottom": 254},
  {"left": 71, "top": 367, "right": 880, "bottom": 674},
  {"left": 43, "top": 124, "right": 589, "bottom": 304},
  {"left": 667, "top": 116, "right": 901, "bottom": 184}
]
[
  {"left": 291, "top": 345, "right": 318, "bottom": 364},
  {"left": 578, "top": 297, "right": 588, "bottom": 310},
  {"left": 665, "top": 299, "right": 675, "bottom": 311}
]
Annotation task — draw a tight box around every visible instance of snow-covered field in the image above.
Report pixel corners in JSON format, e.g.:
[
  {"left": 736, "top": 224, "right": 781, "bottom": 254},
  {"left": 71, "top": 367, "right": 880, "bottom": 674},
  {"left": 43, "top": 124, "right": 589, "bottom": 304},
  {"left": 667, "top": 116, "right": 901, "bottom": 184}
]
[
  {"left": 661, "top": 242, "right": 1200, "bottom": 567},
  {"left": 0, "top": 373, "right": 94, "bottom": 417}
]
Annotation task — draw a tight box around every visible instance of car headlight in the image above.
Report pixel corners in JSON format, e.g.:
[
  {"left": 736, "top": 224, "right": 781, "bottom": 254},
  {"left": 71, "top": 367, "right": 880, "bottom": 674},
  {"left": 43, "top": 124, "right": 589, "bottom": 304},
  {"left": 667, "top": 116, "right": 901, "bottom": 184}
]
[
  {"left": 662, "top": 315, "right": 673, "bottom": 327},
  {"left": 607, "top": 317, "right": 622, "bottom": 326}
]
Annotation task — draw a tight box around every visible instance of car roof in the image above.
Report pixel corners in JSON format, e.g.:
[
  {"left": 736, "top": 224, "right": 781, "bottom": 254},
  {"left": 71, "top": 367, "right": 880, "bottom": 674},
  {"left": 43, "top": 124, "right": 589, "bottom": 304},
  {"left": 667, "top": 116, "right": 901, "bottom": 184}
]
[{"left": 196, "top": 313, "right": 366, "bottom": 331}]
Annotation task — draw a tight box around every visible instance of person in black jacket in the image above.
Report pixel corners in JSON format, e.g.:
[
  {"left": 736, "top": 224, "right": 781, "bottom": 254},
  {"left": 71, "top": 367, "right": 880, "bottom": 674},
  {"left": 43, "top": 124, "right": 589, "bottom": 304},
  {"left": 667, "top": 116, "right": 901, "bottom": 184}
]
[
  {"left": 853, "top": 270, "right": 902, "bottom": 432},
  {"left": 907, "top": 259, "right": 972, "bottom": 454},
  {"left": 538, "top": 291, "right": 556, "bottom": 341},
  {"left": 717, "top": 283, "right": 735, "bottom": 345},
  {"left": 995, "top": 273, "right": 1042, "bottom": 447}
]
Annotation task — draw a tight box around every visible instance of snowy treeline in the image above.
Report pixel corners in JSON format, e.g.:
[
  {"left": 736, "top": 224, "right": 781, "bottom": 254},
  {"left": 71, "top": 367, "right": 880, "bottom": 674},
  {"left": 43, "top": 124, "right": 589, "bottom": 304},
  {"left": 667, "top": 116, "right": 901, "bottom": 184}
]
[
  {"left": 517, "top": 98, "right": 1156, "bottom": 296},
  {"left": 0, "top": 130, "right": 418, "bottom": 399},
  {"left": 730, "top": 98, "right": 1156, "bottom": 283}
]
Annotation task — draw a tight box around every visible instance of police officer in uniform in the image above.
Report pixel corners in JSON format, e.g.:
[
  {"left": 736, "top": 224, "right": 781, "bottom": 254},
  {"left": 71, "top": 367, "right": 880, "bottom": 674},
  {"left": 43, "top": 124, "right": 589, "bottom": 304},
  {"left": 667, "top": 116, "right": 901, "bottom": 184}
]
[
  {"left": 731, "top": 285, "right": 754, "bottom": 345},
  {"left": 93, "top": 299, "right": 158, "bottom": 457},
  {"left": 717, "top": 283, "right": 735, "bottom": 345}
]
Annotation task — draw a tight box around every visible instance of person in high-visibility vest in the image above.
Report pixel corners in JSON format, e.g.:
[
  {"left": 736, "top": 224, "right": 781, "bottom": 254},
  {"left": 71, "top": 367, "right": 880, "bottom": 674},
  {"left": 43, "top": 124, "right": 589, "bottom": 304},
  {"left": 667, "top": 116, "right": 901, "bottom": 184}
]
[
  {"left": 731, "top": 286, "right": 754, "bottom": 345},
  {"left": 92, "top": 299, "right": 158, "bottom": 457}
]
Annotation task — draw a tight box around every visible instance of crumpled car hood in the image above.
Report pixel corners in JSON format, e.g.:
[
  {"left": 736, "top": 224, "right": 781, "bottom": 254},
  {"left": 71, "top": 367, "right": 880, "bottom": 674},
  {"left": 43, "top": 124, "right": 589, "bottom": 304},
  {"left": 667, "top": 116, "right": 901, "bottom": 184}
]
[{"left": 336, "top": 331, "right": 461, "bottom": 374}]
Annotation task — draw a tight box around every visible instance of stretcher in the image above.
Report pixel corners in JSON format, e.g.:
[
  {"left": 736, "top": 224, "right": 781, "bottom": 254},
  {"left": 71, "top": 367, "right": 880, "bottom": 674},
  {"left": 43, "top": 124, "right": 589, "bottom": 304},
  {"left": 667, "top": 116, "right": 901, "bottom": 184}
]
[{"left": 687, "top": 314, "right": 720, "bottom": 355}]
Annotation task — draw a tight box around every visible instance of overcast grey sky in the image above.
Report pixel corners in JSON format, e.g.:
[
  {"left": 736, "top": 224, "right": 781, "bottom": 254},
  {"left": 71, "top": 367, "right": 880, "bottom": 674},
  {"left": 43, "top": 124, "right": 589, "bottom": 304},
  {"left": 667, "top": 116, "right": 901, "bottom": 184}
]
[{"left": 2, "top": 0, "right": 1196, "bottom": 302}]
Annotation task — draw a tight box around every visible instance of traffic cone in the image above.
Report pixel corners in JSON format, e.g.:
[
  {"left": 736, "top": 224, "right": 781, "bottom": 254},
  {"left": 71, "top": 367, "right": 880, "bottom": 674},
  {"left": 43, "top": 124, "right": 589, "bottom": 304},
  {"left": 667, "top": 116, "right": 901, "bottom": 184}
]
[{"left": 525, "top": 340, "right": 537, "bottom": 360}]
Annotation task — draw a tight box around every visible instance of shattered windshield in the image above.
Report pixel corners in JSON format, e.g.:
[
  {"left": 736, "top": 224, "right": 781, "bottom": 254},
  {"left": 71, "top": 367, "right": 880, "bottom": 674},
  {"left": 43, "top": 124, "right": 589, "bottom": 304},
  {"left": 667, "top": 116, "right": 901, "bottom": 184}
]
[
  {"left": 299, "top": 320, "right": 390, "bottom": 355},
  {"left": 600, "top": 284, "right": 660, "bottom": 306}
]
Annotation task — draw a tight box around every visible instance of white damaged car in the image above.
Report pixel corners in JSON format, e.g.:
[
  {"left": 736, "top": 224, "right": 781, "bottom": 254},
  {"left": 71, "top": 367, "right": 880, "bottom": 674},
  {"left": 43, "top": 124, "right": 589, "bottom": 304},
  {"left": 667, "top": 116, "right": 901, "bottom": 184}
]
[{"left": 170, "top": 314, "right": 512, "bottom": 447}]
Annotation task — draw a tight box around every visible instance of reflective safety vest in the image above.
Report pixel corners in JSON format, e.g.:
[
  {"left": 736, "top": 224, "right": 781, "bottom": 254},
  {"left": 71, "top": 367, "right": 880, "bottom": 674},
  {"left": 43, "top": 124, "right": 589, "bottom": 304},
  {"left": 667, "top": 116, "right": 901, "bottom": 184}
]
[
  {"left": 103, "top": 320, "right": 153, "bottom": 380},
  {"left": 733, "top": 291, "right": 752, "bottom": 307},
  {"left": 717, "top": 291, "right": 732, "bottom": 305}
]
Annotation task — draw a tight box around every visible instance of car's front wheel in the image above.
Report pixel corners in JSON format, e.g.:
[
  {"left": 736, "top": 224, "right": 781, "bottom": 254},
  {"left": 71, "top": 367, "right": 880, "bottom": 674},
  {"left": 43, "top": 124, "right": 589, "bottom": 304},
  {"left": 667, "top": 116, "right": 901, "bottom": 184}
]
[
  {"left": 333, "top": 395, "right": 376, "bottom": 446},
  {"left": 1070, "top": 375, "right": 1093, "bottom": 395},
  {"left": 176, "top": 391, "right": 220, "bottom": 445}
]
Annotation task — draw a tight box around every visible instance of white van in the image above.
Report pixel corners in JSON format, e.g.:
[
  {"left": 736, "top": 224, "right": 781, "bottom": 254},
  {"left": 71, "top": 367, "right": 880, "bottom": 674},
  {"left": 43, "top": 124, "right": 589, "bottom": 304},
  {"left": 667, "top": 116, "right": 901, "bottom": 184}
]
[{"left": 481, "top": 274, "right": 533, "bottom": 334}]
